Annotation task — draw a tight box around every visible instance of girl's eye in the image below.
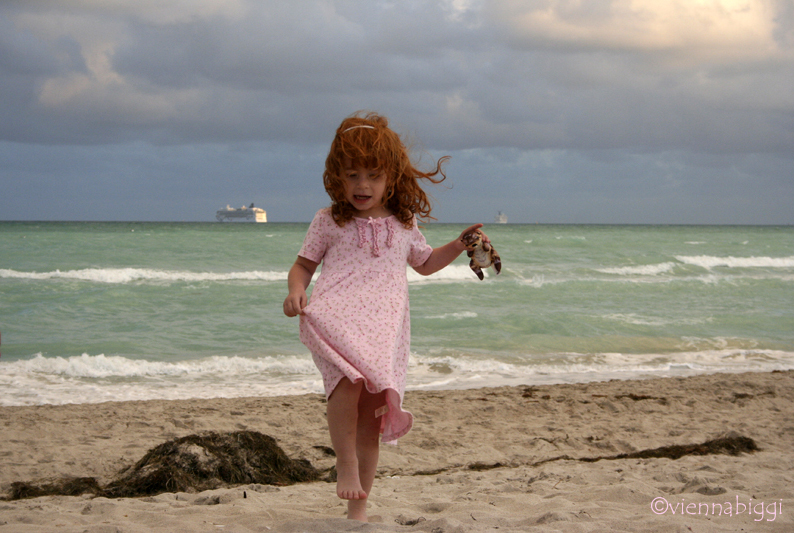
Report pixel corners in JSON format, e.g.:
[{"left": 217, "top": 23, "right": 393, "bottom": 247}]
[{"left": 345, "top": 170, "right": 380, "bottom": 180}]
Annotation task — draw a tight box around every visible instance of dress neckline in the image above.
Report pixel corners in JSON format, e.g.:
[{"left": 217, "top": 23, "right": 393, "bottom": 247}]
[{"left": 352, "top": 214, "right": 395, "bottom": 222}]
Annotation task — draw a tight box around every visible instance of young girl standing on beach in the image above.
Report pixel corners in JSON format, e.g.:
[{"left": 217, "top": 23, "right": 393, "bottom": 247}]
[{"left": 283, "top": 112, "right": 486, "bottom": 522}]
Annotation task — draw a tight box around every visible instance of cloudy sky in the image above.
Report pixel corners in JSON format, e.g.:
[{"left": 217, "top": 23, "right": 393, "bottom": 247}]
[{"left": 1, "top": 0, "right": 792, "bottom": 224}]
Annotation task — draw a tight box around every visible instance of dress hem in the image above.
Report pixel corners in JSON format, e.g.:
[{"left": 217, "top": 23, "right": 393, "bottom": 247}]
[{"left": 319, "top": 358, "right": 413, "bottom": 443}]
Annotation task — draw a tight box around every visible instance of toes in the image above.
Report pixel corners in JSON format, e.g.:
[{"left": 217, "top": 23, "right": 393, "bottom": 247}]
[{"left": 338, "top": 489, "right": 368, "bottom": 500}]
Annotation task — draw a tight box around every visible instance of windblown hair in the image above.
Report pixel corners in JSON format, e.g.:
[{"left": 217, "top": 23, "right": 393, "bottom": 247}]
[{"left": 323, "top": 112, "right": 449, "bottom": 229}]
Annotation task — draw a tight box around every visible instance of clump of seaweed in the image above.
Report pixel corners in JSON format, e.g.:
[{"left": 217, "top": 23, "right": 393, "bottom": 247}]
[
  {"left": 103, "top": 431, "right": 320, "bottom": 498},
  {"left": 406, "top": 434, "right": 760, "bottom": 476},
  {"left": 4, "top": 431, "right": 761, "bottom": 501},
  {"left": 9, "top": 477, "right": 103, "bottom": 500},
  {"left": 6, "top": 431, "right": 321, "bottom": 501},
  {"left": 577, "top": 434, "right": 759, "bottom": 463}
]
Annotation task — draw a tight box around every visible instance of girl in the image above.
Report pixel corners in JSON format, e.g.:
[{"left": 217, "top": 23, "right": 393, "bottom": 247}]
[{"left": 283, "top": 112, "right": 487, "bottom": 522}]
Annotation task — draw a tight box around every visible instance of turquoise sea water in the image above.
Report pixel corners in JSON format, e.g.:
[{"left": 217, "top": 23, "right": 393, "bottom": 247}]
[{"left": 1, "top": 221, "right": 793, "bottom": 406}]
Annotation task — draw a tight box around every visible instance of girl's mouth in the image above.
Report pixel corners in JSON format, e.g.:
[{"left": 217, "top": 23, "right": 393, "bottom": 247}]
[{"left": 353, "top": 195, "right": 371, "bottom": 202}]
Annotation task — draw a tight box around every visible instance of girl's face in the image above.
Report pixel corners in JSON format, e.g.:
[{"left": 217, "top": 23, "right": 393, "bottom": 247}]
[{"left": 343, "top": 159, "right": 391, "bottom": 218}]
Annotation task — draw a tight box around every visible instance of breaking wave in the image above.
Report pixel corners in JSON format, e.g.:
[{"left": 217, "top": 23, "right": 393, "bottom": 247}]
[
  {"left": 5, "top": 349, "right": 792, "bottom": 406},
  {"left": 597, "top": 262, "right": 677, "bottom": 276},
  {"left": 4, "top": 353, "right": 317, "bottom": 379},
  {"left": 0, "top": 268, "right": 288, "bottom": 284},
  {"left": 675, "top": 256, "right": 794, "bottom": 270},
  {"left": 1, "top": 265, "right": 480, "bottom": 285}
]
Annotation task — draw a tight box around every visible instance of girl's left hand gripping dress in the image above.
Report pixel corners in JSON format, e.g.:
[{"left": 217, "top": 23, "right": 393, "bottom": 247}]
[{"left": 298, "top": 208, "right": 432, "bottom": 443}]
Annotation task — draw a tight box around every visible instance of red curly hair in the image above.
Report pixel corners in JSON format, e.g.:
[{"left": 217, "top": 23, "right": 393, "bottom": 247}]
[{"left": 323, "top": 111, "right": 449, "bottom": 229}]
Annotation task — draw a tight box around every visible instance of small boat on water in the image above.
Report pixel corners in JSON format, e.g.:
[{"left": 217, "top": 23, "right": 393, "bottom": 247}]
[
  {"left": 216, "top": 203, "right": 267, "bottom": 223},
  {"left": 495, "top": 211, "right": 508, "bottom": 224}
]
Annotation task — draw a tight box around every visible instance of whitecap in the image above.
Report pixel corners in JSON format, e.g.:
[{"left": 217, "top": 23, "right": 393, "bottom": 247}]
[
  {"left": 407, "top": 264, "right": 480, "bottom": 283},
  {"left": 603, "top": 313, "right": 712, "bottom": 327},
  {"left": 0, "top": 268, "right": 288, "bottom": 284},
  {"left": 596, "top": 262, "right": 676, "bottom": 276},
  {"left": 675, "top": 256, "right": 794, "bottom": 270},
  {"left": 5, "top": 353, "right": 317, "bottom": 379},
  {"left": 425, "top": 311, "right": 478, "bottom": 320}
]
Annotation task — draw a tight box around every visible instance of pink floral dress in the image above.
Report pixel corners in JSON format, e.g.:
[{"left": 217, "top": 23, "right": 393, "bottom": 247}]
[{"left": 298, "top": 208, "right": 433, "bottom": 443}]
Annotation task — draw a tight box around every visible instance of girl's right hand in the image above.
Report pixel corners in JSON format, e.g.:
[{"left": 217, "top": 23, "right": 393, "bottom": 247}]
[
  {"left": 283, "top": 291, "right": 308, "bottom": 317},
  {"left": 284, "top": 256, "right": 318, "bottom": 317}
]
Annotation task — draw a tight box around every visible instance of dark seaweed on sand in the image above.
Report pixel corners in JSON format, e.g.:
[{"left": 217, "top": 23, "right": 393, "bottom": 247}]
[
  {"left": 8, "top": 477, "right": 103, "bottom": 500},
  {"left": 4, "top": 431, "right": 760, "bottom": 501},
  {"left": 103, "top": 431, "right": 320, "bottom": 497},
  {"left": 578, "top": 434, "right": 760, "bottom": 462},
  {"left": 7, "top": 431, "right": 320, "bottom": 500}
]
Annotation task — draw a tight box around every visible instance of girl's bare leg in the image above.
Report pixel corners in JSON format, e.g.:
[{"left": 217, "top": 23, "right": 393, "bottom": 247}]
[
  {"left": 326, "top": 378, "right": 367, "bottom": 500},
  {"left": 346, "top": 388, "right": 386, "bottom": 522}
]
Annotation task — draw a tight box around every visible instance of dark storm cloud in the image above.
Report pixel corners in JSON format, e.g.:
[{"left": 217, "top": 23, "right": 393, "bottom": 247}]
[{"left": 0, "top": 0, "right": 792, "bottom": 223}]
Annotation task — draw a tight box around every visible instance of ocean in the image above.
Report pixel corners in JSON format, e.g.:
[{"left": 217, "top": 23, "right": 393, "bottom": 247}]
[{"left": 1, "top": 221, "right": 793, "bottom": 407}]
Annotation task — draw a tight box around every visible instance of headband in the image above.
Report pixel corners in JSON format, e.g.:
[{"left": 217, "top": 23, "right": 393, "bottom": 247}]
[{"left": 342, "top": 125, "right": 375, "bottom": 133}]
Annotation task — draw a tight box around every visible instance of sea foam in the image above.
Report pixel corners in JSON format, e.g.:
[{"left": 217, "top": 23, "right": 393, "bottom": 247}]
[
  {"left": 7, "top": 353, "right": 317, "bottom": 378},
  {"left": 0, "top": 268, "right": 288, "bottom": 284},
  {"left": 2, "top": 349, "right": 793, "bottom": 406},
  {"left": 407, "top": 264, "right": 480, "bottom": 283},
  {"left": 597, "top": 262, "right": 677, "bottom": 276},
  {"left": 675, "top": 256, "right": 794, "bottom": 270},
  {"left": 0, "top": 265, "right": 478, "bottom": 284}
]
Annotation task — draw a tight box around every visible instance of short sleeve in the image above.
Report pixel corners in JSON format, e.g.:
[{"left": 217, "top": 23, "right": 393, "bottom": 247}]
[
  {"left": 298, "top": 209, "right": 330, "bottom": 263},
  {"left": 406, "top": 219, "right": 433, "bottom": 268}
]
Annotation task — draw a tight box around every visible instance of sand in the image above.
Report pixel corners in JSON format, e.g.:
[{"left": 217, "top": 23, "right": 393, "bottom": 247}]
[{"left": 1, "top": 370, "right": 792, "bottom": 532}]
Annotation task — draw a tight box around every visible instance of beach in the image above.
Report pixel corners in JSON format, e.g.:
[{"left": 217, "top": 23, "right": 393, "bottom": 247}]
[{"left": 1, "top": 370, "right": 791, "bottom": 532}]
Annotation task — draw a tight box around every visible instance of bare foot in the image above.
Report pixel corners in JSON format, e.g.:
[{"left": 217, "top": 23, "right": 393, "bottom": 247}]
[
  {"left": 347, "top": 510, "right": 368, "bottom": 521},
  {"left": 347, "top": 499, "right": 368, "bottom": 522},
  {"left": 336, "top": 460, "right": 367, "bottom": 500}
]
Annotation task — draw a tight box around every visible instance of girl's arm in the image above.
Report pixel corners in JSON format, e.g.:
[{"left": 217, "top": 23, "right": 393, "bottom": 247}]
[
  {"left": 413, "top": 223, "right": 485, "bottom": 276},
  {"left": 283, "top": 256, "right": 319, "bottom": 317}
]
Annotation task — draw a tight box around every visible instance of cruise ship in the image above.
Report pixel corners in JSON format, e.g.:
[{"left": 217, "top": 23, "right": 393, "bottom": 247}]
[
  {"left": 495, "top": 211, "right": 508, "bottom": 224},
  {"left": 216, "top": 203, "right": 267, "bottom": 223}
]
